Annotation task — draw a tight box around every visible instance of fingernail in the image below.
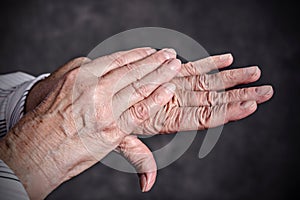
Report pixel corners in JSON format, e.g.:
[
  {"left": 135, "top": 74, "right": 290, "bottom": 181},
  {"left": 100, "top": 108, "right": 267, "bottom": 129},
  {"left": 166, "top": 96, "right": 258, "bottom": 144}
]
[
  {"left": 163, "top": 48, "right": 176, "bottom": 59},
  {"left": 166, "top": 58, "right": 181, "bottom": 71},
  {"left": 256, "top": 86, "right": 273, "bottom": 96},
  {"left": 165, "top": 48, "right": 176, "bottom": 55},
  {"left": 247, "top": 66, "right": 258, "bottom": 75},
  {"left": 240, "top": 101, "right": 256, "bottom": 109},
  {"left": 220, "top": 53, "right": 232, "bottom": 61},
  {"left": 139, "top": 174, "right": 147, "bottom": 192},
  {"left": 146, "top": 48, "right": 157, "bottom": 54},
  {"left": 164, "top": 83, "right": 176, "bottom": 94}
]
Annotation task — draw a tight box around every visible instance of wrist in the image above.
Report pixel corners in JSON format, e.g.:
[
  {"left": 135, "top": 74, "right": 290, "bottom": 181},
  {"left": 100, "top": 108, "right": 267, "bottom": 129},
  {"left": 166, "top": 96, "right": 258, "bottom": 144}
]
[
  {"left": 0, "top": 112, "right": 62, "bottom": 199},
  {"left": 0, "top": 111, "right": 95, "bottom": 199}
]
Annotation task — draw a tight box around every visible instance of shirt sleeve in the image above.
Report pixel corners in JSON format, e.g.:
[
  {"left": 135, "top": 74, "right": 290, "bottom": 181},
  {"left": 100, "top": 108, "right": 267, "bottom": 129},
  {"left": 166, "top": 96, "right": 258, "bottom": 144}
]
[
  {"left": 0, "top": 160, "right": 29, "bottom": 200},
  {"left": 0, "top": 71, "right": 50, "bottom": 199},
  {"left": 0, "top": 72, "right": 50, "bottom": 137}
]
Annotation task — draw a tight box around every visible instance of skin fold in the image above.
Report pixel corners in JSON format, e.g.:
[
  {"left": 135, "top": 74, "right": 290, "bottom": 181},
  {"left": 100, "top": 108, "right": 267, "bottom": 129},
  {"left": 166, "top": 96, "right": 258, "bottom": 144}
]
[{"left": 0, "top": 47, "right": 273, "bottom": 199}]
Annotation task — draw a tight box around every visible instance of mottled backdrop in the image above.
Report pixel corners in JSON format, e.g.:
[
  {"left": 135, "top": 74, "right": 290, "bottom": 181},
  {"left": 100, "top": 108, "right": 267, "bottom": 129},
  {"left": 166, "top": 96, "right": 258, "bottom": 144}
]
[{"left": 0, "top": 0, "right": 299, "bottom": 199}]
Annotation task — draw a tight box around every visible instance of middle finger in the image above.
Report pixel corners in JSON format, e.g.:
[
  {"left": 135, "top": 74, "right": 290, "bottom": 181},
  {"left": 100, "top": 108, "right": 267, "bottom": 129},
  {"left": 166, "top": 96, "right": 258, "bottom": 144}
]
[{"left": 172, "top": 66, "right": 261, "bottom": 91}]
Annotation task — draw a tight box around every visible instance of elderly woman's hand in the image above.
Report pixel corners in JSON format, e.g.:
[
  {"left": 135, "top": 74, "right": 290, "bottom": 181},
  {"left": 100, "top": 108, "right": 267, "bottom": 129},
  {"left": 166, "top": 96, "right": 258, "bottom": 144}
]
[
  {"left": 0, "top": 47, "right": 182, "bottom": 199},
  {"left": 118, "top": 53, "right": 274, "bottom": 192},
  {"left": 137, "top": 53, "right": 273, "bottom": 133},
  {"left": 3, "top": 49, "right": 273, "bottom": 197}
]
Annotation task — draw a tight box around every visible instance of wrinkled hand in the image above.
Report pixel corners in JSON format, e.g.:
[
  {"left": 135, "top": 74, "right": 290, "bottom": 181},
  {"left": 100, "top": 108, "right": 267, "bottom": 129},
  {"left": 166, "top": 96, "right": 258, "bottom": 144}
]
[
  {"left": 24, "top": 51, "right": 274, "bottom": 194},
  {"left": 118, "top": 53, "right": 274, "bottom": 192},
  {"left": 137, "top": 53, "right": 273, "bottom": 133},
  {"left": 0, "top": 47, "right": 182, "bottom": 199}
]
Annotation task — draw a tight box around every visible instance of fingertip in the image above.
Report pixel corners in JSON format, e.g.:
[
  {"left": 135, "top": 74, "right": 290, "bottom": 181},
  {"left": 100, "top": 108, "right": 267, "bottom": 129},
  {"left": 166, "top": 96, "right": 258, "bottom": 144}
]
[
  {"left": 161, "top": 48, "right": 177, "bottom": 60},
  {"left": 256, "top": 85, "right": 274, "bottom": 104},
  {"left": 227, "top": 53, "right": 234, "bottom": 65},
  {"left": 252, "top": 66, "right": 261, "bottom": 76},
  {"left": 139, "top": 171, "right": 157, "bottom": 192},
  {"left": 145, "top": 48, "right": 157, "bottom": 55},
  {"left": 172, "top": 58, "right": 182, "bottom": 65},
  {"left": 211, "top": 53, "right": 233, "bottom": 71},
  {"left": 164, "top": 48, "right": 177, "bottom": 56},
  {"left": 226, "top": 101, "right": 257, "bottom": 122},
  {"left": 268, "top": 85, "right": 274, "bottom": 98},
  {"left": 253, "top": 67, "right": 261, "bottom": 81},
  {"left": 139, "top": 173, "right": 147, "bottom": 192},
  {"left": 144, "top": 171, "right": 157, "bottom": 192},
  {"left": 245, "top": 66, "right": 261, "bottom": 83},
  {"left": 219, "top": 53, "right": 234, "bottom": 65},
  {"left": 255, "top": 66, "right": 261, "bottom": 76},
  {"left": 240, "top": 101, "right": 257, "bottom": 119},
  {"left": 167, "top": 58, "right": 182, "bottom": 72}
]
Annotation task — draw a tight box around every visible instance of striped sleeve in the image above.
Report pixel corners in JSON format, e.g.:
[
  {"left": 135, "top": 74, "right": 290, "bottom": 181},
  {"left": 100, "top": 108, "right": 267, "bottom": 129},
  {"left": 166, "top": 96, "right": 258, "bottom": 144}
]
[
  {"left": 0, "top": 71, "right": 49, "bottom": 199},
  {"left": 0, "top": 160, "right": 29, "bottom": 200},
  {"left": 0, "top": 72, "right": 50, "bottom": 137}
]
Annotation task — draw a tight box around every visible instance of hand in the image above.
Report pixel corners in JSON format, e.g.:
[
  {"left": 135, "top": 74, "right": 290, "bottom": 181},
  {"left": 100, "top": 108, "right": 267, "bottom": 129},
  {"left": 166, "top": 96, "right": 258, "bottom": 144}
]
[
  {"left": 24, "top": 52, "right": 274, "bottom": 193},
  {"left": 137, "top": 53, "right": 274, "bottom": 133},
  {"left": 0, "top": 47, "right": 182, "bottom": 199},
  {"left": 118, "top": 53, "right": 274, "bottom": 192}
]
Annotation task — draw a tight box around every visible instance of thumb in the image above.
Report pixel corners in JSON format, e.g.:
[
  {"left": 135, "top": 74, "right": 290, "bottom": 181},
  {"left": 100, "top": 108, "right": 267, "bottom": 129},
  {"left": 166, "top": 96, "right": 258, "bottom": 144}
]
[{"left": 116, "top": 135, "right": 157, "bottom": 192}]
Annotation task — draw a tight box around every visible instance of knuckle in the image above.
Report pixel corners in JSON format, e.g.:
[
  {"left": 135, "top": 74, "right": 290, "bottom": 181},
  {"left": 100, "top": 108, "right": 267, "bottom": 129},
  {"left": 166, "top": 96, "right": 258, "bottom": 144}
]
[
  {"left": 113, "top": 55, "right": 126, "bottom": 66},
  {"left": 183, "top": 76, "right": 194, "bottom": 90},
  {"left": 126, "top": 63, "right": 143, "bottom": 80},
  {"left": 197, "top": 75, "right": 210, "bottom": 90},
  {"left": 131, "top": 102, "right": 149, "bottom": 123},
  {"left": 150, "top": 110, "right": 165, "bottom": 133},
  {"left": 152, "top": 93, "right": 164, "bottom": 105},
  {"left": 184, "top": 62, "right": 197, "bottom": 75},
  {"left": 199, "top": 106, "right": 212, "bottom": 128},
  {"left": 100, "top": 127, "right": 123, "bottom": 146},
  {"left": 207, "top": 91, "right": 217, "bottom": 106},
  {"left": 226, "top": 90, "right": 235, "bottom": 101},
  {"left": 224, "top": 70, "right": 237, "bottom": 82},
  {"left": 177, "top": 90, "right": 186, "bottom": 106},
  {"left": 72, "top": 57, "right": 91, "bottom": 65},
  {"left": 164, "top": 107, "right": 181, "bottom": 133},
  {"left": 203, "top": 56, "right": 215, "bottom": 68},
  {"left": 125, "top": 63, "right": 136, "bottom": 71},
  {"left": 133, "top": 82, "right": 149, "bottom": 99},
  {"left": 64, "top": 67, "right": 79, "bottom": 83},
  {"left": 238, "top": 88, "right": 247, "bottom": 98}
]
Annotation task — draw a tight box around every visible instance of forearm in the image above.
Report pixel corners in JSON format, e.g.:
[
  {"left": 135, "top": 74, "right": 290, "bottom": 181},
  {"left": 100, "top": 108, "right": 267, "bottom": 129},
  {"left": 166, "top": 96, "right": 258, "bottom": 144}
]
[{"left": 0, "top": 111, "right": 59, "bottom": 199}]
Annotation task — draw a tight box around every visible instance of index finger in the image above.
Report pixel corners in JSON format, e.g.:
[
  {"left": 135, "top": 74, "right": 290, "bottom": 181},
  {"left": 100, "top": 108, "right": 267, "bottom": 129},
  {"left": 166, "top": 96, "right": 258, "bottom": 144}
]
[
  {"left": 104, "top": 48, "right": 177, "bottom": 93},
  {"left": 177, "top": 53, "right": 233, "bottom": 77},
  {"left": 82, "top": 47, "right": 157, "bottom": 77}
]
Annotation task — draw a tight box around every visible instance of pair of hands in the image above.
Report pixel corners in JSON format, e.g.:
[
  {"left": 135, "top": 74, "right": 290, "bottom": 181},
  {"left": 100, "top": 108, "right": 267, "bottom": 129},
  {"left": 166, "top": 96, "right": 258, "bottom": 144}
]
[{"left": 0, "top": 47, "right": 273, "bottom": 199}]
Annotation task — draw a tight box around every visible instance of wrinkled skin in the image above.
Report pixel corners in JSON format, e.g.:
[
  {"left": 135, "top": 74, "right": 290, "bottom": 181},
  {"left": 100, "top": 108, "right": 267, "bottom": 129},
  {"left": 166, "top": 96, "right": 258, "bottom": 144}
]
[
  {"left": 120, "top": 53, "right": 273, "bottom": 192},
  {"left": 0, "top": 47, "right": 182, "bottom": 199},
  {"left": 0, "top": 48, "right": 273, "bottom": 199}
]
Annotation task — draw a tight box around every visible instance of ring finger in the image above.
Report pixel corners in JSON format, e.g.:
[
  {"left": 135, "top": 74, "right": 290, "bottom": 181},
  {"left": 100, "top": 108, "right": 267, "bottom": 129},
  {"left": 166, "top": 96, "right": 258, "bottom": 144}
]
[{"left": 176, "top": 85, "right": 274, "bottom": 107}]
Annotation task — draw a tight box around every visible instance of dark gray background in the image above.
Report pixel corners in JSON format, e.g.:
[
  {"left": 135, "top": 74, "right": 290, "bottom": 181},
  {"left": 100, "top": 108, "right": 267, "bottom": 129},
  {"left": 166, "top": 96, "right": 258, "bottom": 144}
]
[{"left": 0, "top": 0, "right": 299, "bottom": 199}]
